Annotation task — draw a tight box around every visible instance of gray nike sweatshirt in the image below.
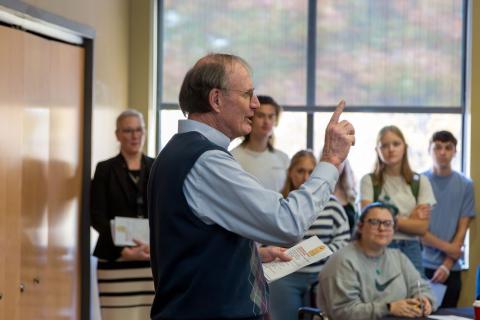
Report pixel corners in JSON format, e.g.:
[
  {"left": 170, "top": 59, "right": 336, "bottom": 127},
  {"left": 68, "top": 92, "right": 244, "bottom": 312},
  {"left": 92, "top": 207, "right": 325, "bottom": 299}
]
[{"left": 317, "top": 242, "right": 435, "bottom": 320}]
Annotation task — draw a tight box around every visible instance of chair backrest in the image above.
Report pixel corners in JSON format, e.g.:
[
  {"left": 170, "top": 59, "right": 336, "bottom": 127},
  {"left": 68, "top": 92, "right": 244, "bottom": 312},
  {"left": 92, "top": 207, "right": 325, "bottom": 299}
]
[
  {"left": 297, "top": 307, "right": 326, "bottom": 320},
  {"left": 309, "top": 280, "right": 319, "bottom": 307}
]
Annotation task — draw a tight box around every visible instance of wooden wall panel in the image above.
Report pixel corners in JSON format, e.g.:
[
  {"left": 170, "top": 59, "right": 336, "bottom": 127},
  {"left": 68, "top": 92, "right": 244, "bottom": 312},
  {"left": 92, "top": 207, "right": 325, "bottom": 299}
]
[
  {"left": 0, "top": 25, "right": 84, "bottom": 319},
  {"left": 20, "top": 31, "right": 51, "bottom": 320},
  {"left": 45, "top": 39, "right": 84, "bottom": 320},
  {"left": 0, "top": 26, "right": 25, "bottom": 320}
]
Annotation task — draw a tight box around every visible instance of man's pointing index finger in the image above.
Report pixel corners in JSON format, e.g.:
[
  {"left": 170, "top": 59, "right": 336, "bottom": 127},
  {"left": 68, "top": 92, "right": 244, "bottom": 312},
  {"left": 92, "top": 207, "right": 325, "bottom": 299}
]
[{"left": 329, "top": 100, "right": 346, "bottom": 124}]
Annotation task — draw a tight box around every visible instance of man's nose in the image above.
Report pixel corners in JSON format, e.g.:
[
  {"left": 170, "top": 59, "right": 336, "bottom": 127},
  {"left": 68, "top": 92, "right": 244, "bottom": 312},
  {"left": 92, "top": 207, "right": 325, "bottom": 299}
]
[{"left": 251, "top": 94, "right": 260, "bottom": 110}]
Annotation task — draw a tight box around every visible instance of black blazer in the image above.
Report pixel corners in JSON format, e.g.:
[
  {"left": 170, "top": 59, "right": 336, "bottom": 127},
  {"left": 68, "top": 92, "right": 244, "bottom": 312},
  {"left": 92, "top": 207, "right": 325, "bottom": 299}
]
[{"left": 90, "top": 153, "right": 154, "bottom": 261}]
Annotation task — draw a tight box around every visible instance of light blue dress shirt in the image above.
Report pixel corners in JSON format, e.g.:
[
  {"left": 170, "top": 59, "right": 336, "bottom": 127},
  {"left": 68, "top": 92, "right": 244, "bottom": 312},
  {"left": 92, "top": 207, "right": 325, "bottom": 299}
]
[{"left": 180, "top": 119, "right": 339, "bottom": 246}]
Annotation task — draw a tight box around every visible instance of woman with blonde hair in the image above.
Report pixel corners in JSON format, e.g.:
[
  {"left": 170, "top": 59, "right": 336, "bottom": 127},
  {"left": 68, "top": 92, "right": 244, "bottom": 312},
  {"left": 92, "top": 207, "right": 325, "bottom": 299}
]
[
  {"left": 359, "top": 125, "right": 436, "bottom": 274},
  {"left": 91, "top": 109, "right": 154, "bottom": 320},
  {"left": 269, "top": 150, "right": 350, "bottom": 320}
]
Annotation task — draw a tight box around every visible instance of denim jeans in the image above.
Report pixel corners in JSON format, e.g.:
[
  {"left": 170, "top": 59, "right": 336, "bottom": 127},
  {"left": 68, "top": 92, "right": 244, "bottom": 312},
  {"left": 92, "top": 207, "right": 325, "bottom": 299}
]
[
  {"left": 389, "top": 239, "right": 425, "bottom": 277},
  {"left": 269, "top": 272, "right": 319, "bottom": 320}
]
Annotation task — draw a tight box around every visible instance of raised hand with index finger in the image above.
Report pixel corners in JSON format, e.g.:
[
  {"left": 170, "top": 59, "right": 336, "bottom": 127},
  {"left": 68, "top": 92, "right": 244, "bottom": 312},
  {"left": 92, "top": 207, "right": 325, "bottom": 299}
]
[{"left": 320, "top": 100, "right": 355, "bottom": 168}]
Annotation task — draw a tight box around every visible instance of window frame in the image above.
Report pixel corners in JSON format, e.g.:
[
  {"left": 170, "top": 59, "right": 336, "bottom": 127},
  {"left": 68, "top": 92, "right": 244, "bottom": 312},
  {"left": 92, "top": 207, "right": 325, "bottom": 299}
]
[
  {"left": 156, "top": 0, "right": 468, "bottom": 168},
  {"left": 155, "top": 0, "right": 471, "bottom": 268}
]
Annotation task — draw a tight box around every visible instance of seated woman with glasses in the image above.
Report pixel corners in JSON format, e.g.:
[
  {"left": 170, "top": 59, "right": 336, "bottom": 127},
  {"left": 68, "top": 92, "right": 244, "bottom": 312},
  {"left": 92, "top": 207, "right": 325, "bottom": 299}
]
[{"left": 317, "top": 202, "right": 436, "bottom": 320}]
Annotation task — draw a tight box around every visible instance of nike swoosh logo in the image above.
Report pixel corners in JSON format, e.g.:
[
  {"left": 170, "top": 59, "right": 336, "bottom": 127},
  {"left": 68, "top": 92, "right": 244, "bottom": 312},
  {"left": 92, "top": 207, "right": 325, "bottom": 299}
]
[{"left": 375, "top": 274, "right": 401, "bottom": 292}]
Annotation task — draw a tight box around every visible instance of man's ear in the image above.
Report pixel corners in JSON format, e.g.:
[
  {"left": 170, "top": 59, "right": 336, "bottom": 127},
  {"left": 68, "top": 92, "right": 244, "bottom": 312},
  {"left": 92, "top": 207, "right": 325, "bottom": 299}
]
[{"left": 209, "top": 88, "right": 222, "bottom": 113}]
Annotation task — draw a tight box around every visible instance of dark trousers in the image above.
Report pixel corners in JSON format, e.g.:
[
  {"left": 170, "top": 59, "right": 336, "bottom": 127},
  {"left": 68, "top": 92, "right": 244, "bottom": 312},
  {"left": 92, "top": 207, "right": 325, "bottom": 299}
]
[{"left": 425, "top": 268, "right": 461, "bottom": 308}]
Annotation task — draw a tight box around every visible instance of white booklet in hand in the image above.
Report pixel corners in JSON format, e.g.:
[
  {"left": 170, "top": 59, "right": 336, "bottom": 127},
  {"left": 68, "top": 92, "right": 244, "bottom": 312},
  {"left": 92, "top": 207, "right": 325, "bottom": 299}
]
[
  {"left": 110, "top": 216, "right": 149, "bottom": 246},
  {"left": 262, "top": 236, "right": 332, "bottom": 283}
]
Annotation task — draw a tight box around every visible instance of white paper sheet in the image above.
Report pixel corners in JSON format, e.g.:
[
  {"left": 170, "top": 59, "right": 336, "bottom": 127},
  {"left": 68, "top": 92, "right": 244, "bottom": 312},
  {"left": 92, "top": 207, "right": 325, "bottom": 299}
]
[
  {"left": 262, "top": 236, "right": 332, "bottom": 283},
  {"left": 428, "top": 315, "right": 472, "bottom": 320},
  {"left": 110, "top": 216, "right": 149, "bottom": 246},
  {"left": 429, "top": 281, "right": 447, "bottom": 310}
]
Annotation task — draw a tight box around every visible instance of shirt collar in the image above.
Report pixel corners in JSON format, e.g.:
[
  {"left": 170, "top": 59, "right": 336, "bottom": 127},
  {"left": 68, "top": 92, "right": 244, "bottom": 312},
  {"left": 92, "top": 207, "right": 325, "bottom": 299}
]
[{"left": 178, "top": 119, "right": 230, "bottom": 149}]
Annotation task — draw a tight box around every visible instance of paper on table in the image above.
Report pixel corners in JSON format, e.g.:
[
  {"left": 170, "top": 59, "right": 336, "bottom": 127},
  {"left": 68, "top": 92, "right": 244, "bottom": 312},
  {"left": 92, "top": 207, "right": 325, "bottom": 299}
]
[
  {"left": 429, "top": 281, "right": 447, "bottom": 310},
  {"left": 428, "top": 316, "right": 472, "bottom": 320},
  {"left": 262, "top": 236, "right": 332, "bottom": 283},
  {"left": 110, "top": 216, "right": 149, "bottom": 246}
]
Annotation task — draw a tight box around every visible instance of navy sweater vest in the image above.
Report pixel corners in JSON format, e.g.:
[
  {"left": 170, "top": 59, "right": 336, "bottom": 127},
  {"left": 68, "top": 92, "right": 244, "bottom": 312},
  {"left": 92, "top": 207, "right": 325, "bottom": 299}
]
[{"left": 148, "top": 131, "right": 267, "bottom": 319}]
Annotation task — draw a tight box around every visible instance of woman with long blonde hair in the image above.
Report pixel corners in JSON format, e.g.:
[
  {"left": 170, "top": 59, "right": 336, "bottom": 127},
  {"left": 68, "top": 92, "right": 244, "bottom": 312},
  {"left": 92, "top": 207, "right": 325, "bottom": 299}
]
[
  {"left": 359, "top": 125, "right": 436, "bottom": 274},
  {"left": 269, "top": 150, "right": 350, "bottom": 320}
]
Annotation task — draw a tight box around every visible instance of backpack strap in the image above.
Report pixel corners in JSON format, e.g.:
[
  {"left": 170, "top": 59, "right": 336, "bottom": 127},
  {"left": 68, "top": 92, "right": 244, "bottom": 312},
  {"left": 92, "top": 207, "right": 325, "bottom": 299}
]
[
  {"left": 410, "top": 173, "right": 421, "bottom": 203},
  {"left": 370, "top": 173, "right": 420, "bottom": 203},
  {"left": 369, "top": 173, "right": 381, "bottom": 202}
]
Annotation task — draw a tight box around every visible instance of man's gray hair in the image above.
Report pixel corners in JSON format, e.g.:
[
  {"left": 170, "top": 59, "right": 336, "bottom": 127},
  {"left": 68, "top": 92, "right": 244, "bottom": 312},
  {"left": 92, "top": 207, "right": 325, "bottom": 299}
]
[
  {"left": 178, "top": 53, "right": 251, "bottom": 116},
  {"left": 116, "top": 109, "right": 145, "bottom": 130}
]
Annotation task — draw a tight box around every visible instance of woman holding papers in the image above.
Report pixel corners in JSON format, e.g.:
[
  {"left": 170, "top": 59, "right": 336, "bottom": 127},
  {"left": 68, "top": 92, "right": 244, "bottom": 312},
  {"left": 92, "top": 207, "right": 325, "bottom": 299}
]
[
  {"left": 90, "top": 109, "right": 154, "bottom": 320},
  {"left": 317, "top": 202, "right": 435, "bottom": 320},
  {"left": 269, "top": 150, "right": 350, "bottom": 320}
]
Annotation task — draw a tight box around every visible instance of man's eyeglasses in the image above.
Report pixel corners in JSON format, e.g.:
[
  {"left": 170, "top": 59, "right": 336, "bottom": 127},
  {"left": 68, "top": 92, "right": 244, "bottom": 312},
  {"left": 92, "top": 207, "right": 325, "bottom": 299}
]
[
  {"left": 222, "top": 88, "right": 256, "bottom": 102},
  {"left": 120, "top": 127, "right": 145, "bottom": 135},
  {"left": 366, "top": 218, "right": 395, "bottom": 229}
]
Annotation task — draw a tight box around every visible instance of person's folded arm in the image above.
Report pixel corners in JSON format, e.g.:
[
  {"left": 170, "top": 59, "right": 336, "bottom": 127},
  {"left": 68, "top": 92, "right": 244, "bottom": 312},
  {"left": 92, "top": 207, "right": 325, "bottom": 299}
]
[
  {"left": 395, "top": 215, "right": 429, "bottom": 236},
  {"left": 422, "top": 232, "right": 462, "bottom": 259}
]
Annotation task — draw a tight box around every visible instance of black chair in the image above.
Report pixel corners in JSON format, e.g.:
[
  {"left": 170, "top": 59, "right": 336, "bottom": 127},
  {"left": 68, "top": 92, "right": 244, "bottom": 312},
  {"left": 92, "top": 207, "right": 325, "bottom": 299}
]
[
  {"left": 297, "top": 280, "right": 326, "bottom": 320},
  {"left": 308, "top": 280, "right": 319, "bottom": 307},
  {"left": 297, "top": 306, "right": 325, "bottom": 320}
]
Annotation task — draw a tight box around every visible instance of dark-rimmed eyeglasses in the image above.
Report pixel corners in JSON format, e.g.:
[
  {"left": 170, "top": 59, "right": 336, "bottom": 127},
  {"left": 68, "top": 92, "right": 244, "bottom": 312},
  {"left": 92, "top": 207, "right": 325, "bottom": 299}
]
[
  {"left": 120, "top": 127, "right": 145, "bottom": 135},
  {"left": 366, "top": 218, "right": 395, "bottom": 229},
  {"left": 222, "top": 88, "right": 256, "bottom": 102}
]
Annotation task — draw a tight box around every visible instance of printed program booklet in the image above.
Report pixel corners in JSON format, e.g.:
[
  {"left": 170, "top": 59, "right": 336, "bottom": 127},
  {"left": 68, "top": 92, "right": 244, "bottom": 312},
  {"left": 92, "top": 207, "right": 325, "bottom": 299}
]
[{"left": 262, "top": 236, "right": 332, "bottom": 283}]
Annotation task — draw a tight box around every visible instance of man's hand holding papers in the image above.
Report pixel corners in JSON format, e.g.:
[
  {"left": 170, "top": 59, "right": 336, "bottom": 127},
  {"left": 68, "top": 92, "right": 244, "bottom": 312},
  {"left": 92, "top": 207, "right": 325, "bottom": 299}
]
[{"left": 262, "top": 236, "right": 332, "bottom": 283}]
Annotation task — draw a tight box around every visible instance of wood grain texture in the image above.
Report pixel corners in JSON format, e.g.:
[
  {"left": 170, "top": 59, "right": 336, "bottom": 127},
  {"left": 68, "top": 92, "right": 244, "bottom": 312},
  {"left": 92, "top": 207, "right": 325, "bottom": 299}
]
[
  {"left": 0, "top": 25, "right": 85, "bottom": 320},
  {"left": 0, "top": 26, "right": 24, "bottom": 320}
]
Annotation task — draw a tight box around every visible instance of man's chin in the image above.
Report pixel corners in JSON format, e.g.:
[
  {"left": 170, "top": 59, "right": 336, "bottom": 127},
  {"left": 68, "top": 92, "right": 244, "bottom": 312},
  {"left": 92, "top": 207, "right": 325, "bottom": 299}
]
[{"left": 242, "top": 125, "right": 252, "bottom": 136}]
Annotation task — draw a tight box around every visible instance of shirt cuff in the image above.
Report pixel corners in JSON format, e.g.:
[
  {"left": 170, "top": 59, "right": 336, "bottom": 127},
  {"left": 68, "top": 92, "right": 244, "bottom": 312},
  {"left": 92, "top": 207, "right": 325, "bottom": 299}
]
[{"left": 309, "top": 161, "right": 339, "bottom": 192}]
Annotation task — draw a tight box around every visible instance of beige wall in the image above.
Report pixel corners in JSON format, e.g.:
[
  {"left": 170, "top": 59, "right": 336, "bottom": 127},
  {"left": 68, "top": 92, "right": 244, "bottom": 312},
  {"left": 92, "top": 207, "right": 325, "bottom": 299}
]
[
  {"left": 460, "top": 0, "right": 480, "bottom": 307},
  {"left": 22, "top": 0, "right": 131, "bottom": 168},
  {"left": 129, "top": 0, "right": 156, "bottom": 157}
]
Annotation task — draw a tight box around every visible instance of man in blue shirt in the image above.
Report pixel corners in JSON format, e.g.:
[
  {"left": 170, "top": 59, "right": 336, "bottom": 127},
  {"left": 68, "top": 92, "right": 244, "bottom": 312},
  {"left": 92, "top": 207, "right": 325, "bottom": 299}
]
[
  {"left": 422, "top": 131, "right": 476, "bottom": 307},
  {"left": 148, "top": 53, "right": 355, "bottom": 320}
]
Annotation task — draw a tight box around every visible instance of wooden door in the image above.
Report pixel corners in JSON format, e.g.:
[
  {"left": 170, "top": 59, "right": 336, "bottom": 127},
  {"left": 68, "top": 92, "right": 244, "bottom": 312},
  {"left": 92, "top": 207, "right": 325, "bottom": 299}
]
[
  {"left": 0, "top": 25, "right": 24, "bottom": 320},
  {"left": 44, "top": 36, "right": 84, "bottom": 320},
  {"left": 0, "top": 25, "right": 85, "bottom": 320}
]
